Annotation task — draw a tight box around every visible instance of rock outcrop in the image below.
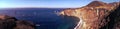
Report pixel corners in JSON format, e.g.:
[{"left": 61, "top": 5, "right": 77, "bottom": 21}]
[
  {"left": 59, "top": 1, "right": 120, "bottom": 29},
  {"left": 103, "top": 6, "right": 120, "bottom": 29},
  {"left": 0, "top": 15, "right": 35, "bottom": 29}
]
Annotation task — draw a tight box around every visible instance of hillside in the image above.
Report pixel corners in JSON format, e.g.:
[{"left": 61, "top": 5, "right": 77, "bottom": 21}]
[
  {"left": 0, "top": 15, "right": 35, "bottom": 29},
  {"left": 59, "top": 1, "right": 120, "bottom": 29}
]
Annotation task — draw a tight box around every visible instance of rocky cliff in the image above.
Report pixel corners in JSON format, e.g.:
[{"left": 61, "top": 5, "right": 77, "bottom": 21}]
[
  {"left": 101, "top": 4, "right": 120, "bottom": 29},
  {"left": 0, "top": 15, "right": 35, "bottom": 29},
  {"left": 59, "top": 1, "right": 120, "bottom": 29}
]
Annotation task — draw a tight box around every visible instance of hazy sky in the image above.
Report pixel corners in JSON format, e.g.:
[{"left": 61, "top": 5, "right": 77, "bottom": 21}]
[{"left": 0, "top": 0, "right": 119, "bottom": 8}]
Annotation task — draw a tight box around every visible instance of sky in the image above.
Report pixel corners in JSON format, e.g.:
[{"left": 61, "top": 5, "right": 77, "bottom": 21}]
[{"left": 0, "top": 0, "right": 119, "bottom": 8}]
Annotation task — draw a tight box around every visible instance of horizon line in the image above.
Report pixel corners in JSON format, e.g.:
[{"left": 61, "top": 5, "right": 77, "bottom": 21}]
[{"left": 0, "top": 7, "right": 82, "bottom": 8}]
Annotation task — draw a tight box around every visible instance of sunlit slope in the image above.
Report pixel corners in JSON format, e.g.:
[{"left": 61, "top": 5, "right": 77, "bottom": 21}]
[{"left": 59, "top": 1, "right": 120, "bottom": 29}]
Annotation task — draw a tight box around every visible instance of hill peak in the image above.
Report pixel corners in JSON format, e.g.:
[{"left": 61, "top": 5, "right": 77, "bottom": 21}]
[{"left": 86, "top": 1, "right": 107, "bottom": 7}]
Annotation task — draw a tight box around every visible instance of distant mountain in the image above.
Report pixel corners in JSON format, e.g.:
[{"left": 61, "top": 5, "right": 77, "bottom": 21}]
[{"left": 59, "top": 1, "right": 120, "bottom": 29}]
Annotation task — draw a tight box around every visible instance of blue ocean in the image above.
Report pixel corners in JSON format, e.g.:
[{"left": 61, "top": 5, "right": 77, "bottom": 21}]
[{"left": 0, "top": 8, "right": 79, "bottom": 29}]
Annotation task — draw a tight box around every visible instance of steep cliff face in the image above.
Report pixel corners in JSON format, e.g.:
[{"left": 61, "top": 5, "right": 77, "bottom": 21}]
[
  {"left": 104, "top": 6, "right": 120, "bottom": 29},
  {"left": 59, "top": 1, "right": 120, "bottom": 29},
  {"left": 0, "top": 15, "right": 35, "bottom": 29}
]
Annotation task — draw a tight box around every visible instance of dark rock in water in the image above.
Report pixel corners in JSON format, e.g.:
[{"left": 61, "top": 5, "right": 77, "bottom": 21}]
[{"left": 0, "top": 15, "right": 35, "bottom": 29}]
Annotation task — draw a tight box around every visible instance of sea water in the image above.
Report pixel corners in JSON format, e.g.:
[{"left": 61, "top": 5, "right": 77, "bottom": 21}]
[{"left": 0, "top": 8, "right": 79, "bottom": 29}]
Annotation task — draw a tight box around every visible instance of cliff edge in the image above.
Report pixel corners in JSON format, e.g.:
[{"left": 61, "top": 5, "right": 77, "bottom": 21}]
[
  {"left": 59, "top": 1, "right": 120, "bottom": 29},
  {"left": 0, "top": 15, "right": 35, "bottom": 29}
]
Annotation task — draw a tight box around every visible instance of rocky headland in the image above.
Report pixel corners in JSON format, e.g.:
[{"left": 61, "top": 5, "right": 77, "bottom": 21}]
[
  {"left": 0, "top": 15, "right": 35, "bottom": 29},
  {"left": 59, "top": 1, "right": 120, "bottom": 29}
]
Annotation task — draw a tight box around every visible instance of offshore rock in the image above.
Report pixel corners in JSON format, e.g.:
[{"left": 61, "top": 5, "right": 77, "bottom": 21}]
[{"left": 0, "top": 15, "right": 35, "bottom": 29}]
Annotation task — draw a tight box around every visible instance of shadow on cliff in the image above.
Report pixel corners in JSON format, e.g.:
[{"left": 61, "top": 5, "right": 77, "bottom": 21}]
[{"left": 101, "top": 6, "right": 120, "bottom": 29}]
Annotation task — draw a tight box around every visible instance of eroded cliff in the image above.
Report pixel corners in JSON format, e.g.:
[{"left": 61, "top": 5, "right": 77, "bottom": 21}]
[{"left": 59, "top": 1, "right": 120, "bottom": 29}]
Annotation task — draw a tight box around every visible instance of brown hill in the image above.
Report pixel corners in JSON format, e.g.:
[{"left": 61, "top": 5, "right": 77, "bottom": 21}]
[
  {"left": 59, "top": 1, "right": 120, "bottom": 29},
  {"left": 86, "top": 1, "right": 108, "bottom": 7}
]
